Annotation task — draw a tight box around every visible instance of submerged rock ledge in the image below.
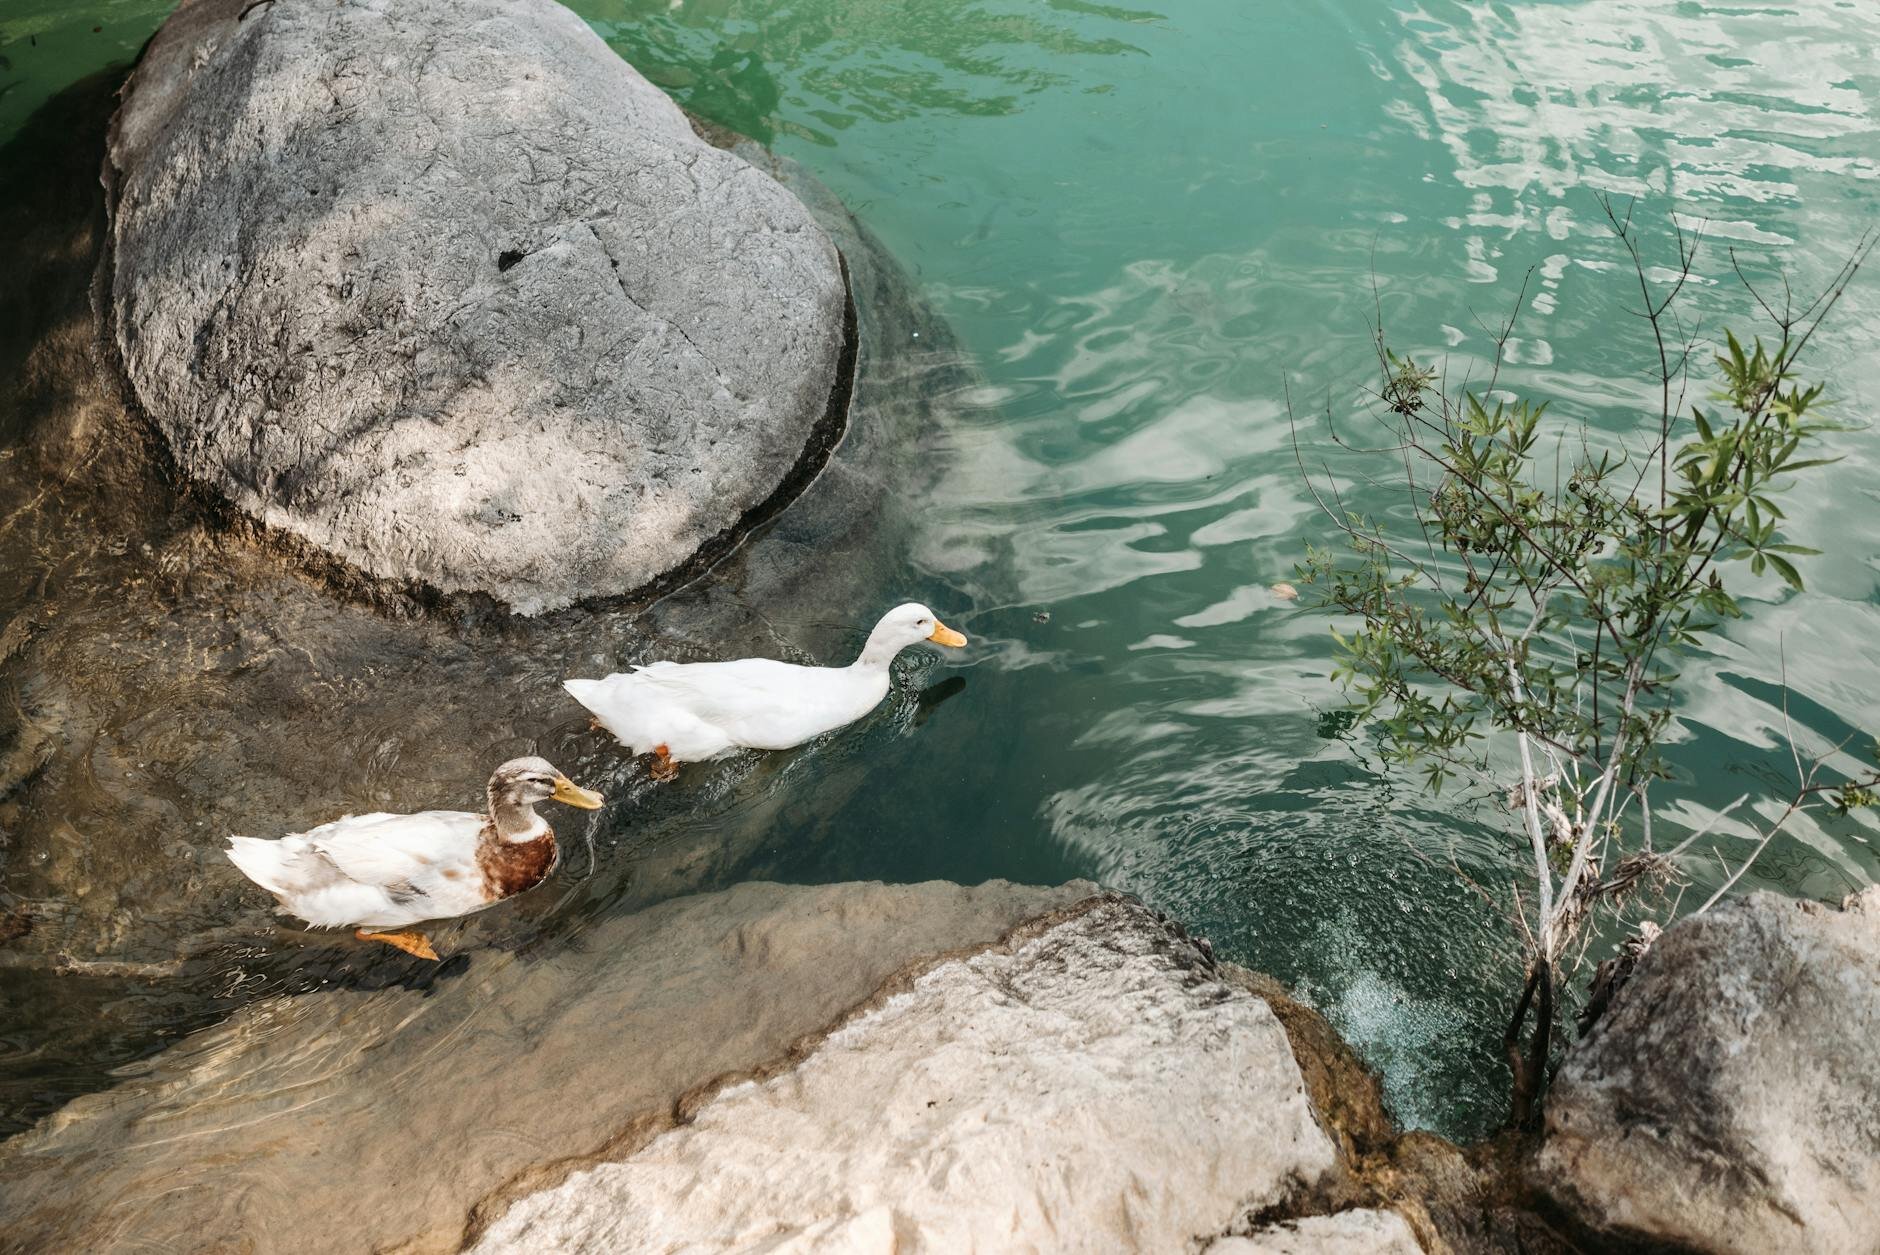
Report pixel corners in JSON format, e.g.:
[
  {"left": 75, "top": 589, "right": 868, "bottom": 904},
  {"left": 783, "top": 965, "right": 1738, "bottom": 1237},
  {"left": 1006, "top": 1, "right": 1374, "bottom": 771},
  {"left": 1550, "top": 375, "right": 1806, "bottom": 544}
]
[
  {"left": 0, "top": 881, "right": 1095, "bottom": 1254},
  {"left": 105, "top": 0, "right": 853, "bottom": 615},
  {"left": 0, "top": 880, "right": 1437, "bottom": 1255}
]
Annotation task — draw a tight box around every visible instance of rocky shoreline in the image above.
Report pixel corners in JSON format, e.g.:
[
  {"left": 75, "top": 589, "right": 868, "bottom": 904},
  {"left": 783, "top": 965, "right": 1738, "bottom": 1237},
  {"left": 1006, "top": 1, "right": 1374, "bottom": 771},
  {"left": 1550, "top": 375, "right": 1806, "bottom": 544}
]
[
  {"left": 5, "top": 880, "right": 1870, "bottom": 1253},
  {"left": 453, "top": 885, "right": 1880, "bottom": 1255}
]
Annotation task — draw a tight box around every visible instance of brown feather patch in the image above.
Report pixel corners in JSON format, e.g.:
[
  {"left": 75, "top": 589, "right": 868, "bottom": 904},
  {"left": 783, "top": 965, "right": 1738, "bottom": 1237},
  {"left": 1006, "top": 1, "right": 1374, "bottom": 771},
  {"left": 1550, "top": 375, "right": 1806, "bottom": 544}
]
[{"left": 476, "top": 825, "right": 559, "bottom": 901}]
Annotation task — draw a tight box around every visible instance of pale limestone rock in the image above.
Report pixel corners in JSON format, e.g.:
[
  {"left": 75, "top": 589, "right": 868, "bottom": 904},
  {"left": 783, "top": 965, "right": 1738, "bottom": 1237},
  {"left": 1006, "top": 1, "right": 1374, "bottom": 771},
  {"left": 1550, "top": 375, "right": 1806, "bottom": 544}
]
[
  {"left": 1536, "top": 887, "right": 1880, "bottom": 1255},
  {"left": 475, "top": 899, "right": 1339, "bottom": 1253}
]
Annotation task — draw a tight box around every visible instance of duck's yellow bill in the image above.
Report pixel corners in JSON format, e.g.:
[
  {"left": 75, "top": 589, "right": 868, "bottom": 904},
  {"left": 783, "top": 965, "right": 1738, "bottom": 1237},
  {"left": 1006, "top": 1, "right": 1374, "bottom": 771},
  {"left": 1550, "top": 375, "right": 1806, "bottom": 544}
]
[
  {"left": 552, "top": 776, "right": 605, "bottom": 809},
  {"left": 927, "top": 621, "right": 968, "bottom": 648}
]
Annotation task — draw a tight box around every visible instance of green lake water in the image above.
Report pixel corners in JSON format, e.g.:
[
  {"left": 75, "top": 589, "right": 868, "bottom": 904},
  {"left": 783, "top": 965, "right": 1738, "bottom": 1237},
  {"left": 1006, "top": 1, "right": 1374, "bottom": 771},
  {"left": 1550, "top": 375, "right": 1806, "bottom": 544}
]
[{"left": 3, "top": 0, "right": 1879, "bottom": 1142}]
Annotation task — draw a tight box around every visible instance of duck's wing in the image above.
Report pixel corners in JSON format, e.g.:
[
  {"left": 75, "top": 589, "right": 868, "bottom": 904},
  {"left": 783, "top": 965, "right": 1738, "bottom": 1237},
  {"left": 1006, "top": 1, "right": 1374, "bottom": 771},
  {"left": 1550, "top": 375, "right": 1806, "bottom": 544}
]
[
  {"left": 227, "top": 810, "right": 489, "bottom": 930},
  {"left": 305, "top": 810, "right": 484, "bottom": 887},
  {"left": 630, "top": 658, "right": 877, "bottom": 749},
  {"left": 628, "top": 658, "right": 822, "bottom": 724}
]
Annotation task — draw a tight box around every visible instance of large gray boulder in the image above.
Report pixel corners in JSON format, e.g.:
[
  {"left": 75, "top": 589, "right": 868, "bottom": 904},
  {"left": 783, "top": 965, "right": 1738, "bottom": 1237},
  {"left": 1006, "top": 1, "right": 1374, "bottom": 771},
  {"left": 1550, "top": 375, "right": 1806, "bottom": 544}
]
[
  {"left": 105, "top": 0, "right": 849, "bottom": 614},
  {"left": 474, "top": 898, "right": 1341, "bottom": 1253},
  {"left": 1535, "top": 887, "right": 1880, "bottom": 1255}
]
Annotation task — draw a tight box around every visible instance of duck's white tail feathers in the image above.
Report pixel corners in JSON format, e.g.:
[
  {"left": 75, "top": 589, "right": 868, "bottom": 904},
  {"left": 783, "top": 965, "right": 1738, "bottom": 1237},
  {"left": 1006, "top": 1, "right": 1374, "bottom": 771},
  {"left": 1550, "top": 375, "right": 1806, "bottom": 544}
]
[
  {"left": 228, "top": 833, "right": 334, "bottom": 902},
  {"left": 226, "top": 835, "right": 300, "bottom": 897},
  {"left": 563, "top": 677, "right": 610, "bottom": 710},
  {"left": 566, "top": 676, "right": 639, "bottom": 749},
  {"left": 228, "top": 834, "right": 389, "bottom": 928}
]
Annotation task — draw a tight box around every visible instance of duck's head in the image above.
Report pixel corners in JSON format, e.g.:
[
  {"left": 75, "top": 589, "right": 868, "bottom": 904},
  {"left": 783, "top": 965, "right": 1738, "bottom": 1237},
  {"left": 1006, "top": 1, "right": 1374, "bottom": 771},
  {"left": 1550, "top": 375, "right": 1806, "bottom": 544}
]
[
  {"left": 862, "top": 602, "right": 967, "bottom": 665},
  {"left": 488, "top": 756, "right": 604, "bottom": 811}
]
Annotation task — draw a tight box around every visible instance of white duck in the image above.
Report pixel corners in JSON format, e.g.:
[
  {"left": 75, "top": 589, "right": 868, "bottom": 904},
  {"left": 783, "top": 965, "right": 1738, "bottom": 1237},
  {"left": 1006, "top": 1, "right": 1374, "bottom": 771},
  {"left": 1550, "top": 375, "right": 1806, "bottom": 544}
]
[
  {"left": 225, "top": 757, "right": 603, "bottom": 960},
  {"left": 565, "top": 602, "right": 967, "bottom": 779}
]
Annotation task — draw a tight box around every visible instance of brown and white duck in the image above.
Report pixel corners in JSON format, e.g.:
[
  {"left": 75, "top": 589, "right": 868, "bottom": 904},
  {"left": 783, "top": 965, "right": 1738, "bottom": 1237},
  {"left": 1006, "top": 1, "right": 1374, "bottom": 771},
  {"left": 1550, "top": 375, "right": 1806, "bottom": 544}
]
[{"left": 226, "top": 756, "right": 603, "bottom": 960}]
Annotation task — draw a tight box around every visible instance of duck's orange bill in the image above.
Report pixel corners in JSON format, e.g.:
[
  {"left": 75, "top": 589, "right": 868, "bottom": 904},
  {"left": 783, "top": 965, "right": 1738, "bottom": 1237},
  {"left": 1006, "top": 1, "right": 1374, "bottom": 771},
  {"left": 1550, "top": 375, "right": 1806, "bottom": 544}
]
[
  {"left": 927, "top": 622, "right": 968, "bottom": 648},
  {"left": 552, "top": 777, "right": 605, "bottom": 809}
]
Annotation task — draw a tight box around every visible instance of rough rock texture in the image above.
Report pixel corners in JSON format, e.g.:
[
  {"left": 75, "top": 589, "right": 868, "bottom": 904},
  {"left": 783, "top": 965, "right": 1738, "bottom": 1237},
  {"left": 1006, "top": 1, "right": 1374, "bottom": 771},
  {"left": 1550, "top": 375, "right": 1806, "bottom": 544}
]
[
  {"left": 1206, "top": 1209, "right": 1425, "bottom": 1254},
  {"left": 1535, "top": 887, "right": 1880, "bottom": 1255},
  {"left": 474, "top": 898, "right": 1340, "bottom": 1253},
  {"left": 0, "top": 880, "right": 1091, "bottom": 1255},
  {"left": 106, "top": 0, "right": 849, "bottom": 614}
]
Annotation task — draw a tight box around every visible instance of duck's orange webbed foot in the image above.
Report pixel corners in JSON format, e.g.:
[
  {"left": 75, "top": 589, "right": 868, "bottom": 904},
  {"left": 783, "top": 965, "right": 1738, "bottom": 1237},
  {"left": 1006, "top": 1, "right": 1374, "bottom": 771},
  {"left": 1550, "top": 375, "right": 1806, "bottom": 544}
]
[
  {"left": 355, "top": 928, "right": 440, "bottom": 961},
  {"left": 649, "top": 744, "right": 679, "bottom": 782}
]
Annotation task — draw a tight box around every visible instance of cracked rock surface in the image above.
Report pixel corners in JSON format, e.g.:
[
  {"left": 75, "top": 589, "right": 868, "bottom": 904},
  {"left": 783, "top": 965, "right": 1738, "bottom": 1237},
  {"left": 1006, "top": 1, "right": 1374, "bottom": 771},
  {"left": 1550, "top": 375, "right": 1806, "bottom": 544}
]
[
  {"left": 106, "top": 0, "right": 848, "bottom": 614},
  {"left": 473, "top": 897, "right": 1340, "bottom": 1253},
  {"left": 1535, "top": 887, "right": 1880, "bottom": 1255}
]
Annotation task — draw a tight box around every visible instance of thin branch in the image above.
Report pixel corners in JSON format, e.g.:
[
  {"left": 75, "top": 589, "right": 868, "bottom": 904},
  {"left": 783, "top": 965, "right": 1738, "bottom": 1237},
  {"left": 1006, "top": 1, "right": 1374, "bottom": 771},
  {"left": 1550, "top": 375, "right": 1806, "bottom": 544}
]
[
  {"left": 1661, "top": 792, "right": 1750, "bottom": 860},
  {"left": 1780, "top": 641, "right": 1803, "bottom": 787}
]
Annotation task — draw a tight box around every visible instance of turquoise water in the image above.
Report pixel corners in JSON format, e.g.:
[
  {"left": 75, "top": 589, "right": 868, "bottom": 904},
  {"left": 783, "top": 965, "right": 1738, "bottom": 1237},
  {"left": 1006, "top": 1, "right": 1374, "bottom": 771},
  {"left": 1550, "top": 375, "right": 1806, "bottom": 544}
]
[{"left": 4, "top": 0, "right": 1879, "bottom": 1141}]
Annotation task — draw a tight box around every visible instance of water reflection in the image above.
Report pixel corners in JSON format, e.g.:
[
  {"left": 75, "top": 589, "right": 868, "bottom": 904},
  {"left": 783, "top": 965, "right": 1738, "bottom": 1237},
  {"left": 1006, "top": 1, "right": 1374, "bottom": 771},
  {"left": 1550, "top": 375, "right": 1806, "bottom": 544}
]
[
  {"left": 580, "top": 0, "right": 1159, "bottom": 145},
  {"left": 1389, "top": 0, "right": 1880, "bottom": 232}
]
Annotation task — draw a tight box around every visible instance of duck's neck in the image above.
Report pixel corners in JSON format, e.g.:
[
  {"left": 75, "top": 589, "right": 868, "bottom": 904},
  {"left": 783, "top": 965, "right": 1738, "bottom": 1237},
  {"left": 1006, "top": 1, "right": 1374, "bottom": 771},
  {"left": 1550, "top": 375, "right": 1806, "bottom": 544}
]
[
  {"left": 852, "top": 627, "right": 900, "bottom": 673},
  {"left": 487, "top": 791, "right": 549, "bottom": 843}
]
